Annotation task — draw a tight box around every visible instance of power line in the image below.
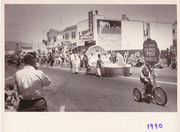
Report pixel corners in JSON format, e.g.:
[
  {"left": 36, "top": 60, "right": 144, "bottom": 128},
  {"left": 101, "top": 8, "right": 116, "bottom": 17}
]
[
  {"left": 5, "top": 20, "right": 45, "bottom": 31},
  {"left": 5, "top": 23, "right": 43, "bottom": 34}
]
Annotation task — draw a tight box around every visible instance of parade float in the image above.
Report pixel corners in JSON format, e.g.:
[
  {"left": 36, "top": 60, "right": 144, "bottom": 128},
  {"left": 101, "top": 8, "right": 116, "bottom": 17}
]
[{"left": 86, "top": 45, "right": 130, "bottom": 77}]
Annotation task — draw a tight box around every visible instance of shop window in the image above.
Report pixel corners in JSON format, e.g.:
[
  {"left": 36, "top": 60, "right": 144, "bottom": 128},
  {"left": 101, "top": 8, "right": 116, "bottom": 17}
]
[
  {"left": 71, "top": 31, "right": 76, "bottom": 39},
  {"left": 172, "top": 29, "right": 175, "bottom": 34},
  {"left": 144, "top": 23, "right": 150, "bottom": 36},
  {"left": 65, "top": 33, "right": 69, "bottom": 40},
  {"left": 71, "top": 32, "right": 73, "bottom": 39},
  {"left": 74, "top": 32, "right": 76, "bottom": 38},
  {"left": 173, "top": 40, "right": 177, "bottom": 45},
  {"left": 144, "top": 29, "right": 149, "bottom": 36}
]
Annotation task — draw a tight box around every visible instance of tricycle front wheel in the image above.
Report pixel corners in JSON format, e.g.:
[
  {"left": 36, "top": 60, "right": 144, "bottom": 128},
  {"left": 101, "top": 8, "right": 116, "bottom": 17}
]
[
  {"left": 153, "top": 87, "right": 167, "bottom": 106},
  {"left": 133, "top": 88, "right": 142, "bottom": 102}
]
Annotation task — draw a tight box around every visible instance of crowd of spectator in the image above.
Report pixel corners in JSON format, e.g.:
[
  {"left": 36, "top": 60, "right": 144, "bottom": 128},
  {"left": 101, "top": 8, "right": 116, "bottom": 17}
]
[
  {"left": 5, "top": 48, "right": 177, "bottom": 72},
  {"left": 5, "top": 52, "right": 25, "bottom": 68}
]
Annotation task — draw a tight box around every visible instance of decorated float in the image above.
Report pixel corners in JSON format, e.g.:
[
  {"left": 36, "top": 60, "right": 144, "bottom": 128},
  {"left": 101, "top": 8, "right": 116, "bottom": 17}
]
[{"left": 86, "top": 45, "right": 130, "bottom": 77}]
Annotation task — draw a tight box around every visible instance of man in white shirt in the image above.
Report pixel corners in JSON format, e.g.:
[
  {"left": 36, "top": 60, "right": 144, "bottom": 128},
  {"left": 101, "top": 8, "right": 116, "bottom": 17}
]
[
  {"left": 71, "top": 51, "right": 79, "bottom": 74},
  {"left": 15, "top": 52, "right": 51, "bottom": 111},
  {"left": 116, "top": 52, "right": 126, "bottom": 66}
]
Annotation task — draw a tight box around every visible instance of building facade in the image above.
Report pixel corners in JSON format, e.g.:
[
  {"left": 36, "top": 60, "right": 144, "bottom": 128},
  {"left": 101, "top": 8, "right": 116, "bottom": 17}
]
[
  {"left": 60, "top": 10, "right": 174, "bottom": 52},
  {"left": 46, "top": 29, "right": 64, "bottom": 52},
  {"left": 5, "top": 41, "right": 34, "bottom": 54},
  {"left": 169, "top": 21, "right": 177, "bottom": 56},
  {"left": 62, "top": 25, "right": 78, "bottom": 50}
]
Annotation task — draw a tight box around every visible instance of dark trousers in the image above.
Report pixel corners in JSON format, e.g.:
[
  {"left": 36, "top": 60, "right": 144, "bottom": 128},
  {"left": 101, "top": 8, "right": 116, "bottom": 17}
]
[
  {"left": 18, "top": 98, "right": 48, "bottom": 112},
  {"left": 167, "top": 58, "right": 171, "bottom": 67},
  {"left": 80, "top": 60, "right": 84, "bottom": 68},
  {"left": 140, "top": 78, "right": 153, "bottom": 94},
  {"left": 70, "top": 61, "right": 72, "bottom": 69}
]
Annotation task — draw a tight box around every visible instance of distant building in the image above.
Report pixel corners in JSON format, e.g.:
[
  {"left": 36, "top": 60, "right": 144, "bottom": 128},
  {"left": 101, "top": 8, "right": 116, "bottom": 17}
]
[
  {"left": 172, "top": 20, "right": 177, "bottom": 45},
  {"left": 5, "top": 41, "right": 33, "bottom": 54},
  {"left": 170, "top": 21, "right": 177, "bottom": 56},
  {"left": 62, "top": 25, "right": 77, "bottom": 51},
  {"left": 46, "top": 29, "right": 63, "bottom": 52},
  {"left": 5, "top": 41, "right": 20, "bottom": 53},
  {"left": 21, "top": 43, "right": 33, "bottom": 53}
]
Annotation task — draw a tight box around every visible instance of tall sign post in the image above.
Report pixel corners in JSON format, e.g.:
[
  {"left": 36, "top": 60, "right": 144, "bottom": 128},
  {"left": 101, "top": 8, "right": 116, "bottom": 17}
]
[
  {"left": 143, "top": 38, "right": 160, "bottom": 66},
  {"left": 143, "top": 38, "right": 160, "bottom": 81}
]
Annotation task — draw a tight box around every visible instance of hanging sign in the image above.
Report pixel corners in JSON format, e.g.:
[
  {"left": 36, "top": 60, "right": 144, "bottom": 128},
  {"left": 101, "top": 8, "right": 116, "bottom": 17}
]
[{"left": 88, "top": 10, "right": 93, "bottom": 36}]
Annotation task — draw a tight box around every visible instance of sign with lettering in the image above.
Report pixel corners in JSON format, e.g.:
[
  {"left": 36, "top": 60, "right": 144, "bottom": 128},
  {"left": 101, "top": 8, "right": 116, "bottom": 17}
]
[
  {"left": 143, "top": 38, "right": 160, "bottom": 66},
  {"left": 88, "top": 10, "right": 93, "bottom": 36}
]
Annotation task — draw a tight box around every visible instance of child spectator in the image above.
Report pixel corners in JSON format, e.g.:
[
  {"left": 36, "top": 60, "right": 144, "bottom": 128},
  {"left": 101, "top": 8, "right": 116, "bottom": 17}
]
[{"left": 5, "top": 84, "right": 17, "bottom": 110}]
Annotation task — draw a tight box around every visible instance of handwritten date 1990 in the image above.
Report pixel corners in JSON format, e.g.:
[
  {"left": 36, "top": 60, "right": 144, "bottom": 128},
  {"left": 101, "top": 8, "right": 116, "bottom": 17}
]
[{"left": 147, "top": 124, "right": 163, "bottom": 129}]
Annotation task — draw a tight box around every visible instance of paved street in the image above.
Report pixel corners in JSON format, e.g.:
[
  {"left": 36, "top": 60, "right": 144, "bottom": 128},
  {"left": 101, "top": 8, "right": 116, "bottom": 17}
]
[{"left": 5, "top": 63, "right": 177, "bottom": 112}]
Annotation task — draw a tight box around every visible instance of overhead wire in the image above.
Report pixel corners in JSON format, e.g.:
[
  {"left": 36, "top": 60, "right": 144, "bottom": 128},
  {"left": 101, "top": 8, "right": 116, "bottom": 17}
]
[
  {"left": 5, "top": 21, "right": 45, "bottom": 34},
  {"left": 5, "top": 20, "right": 45, "bottom": 30}
]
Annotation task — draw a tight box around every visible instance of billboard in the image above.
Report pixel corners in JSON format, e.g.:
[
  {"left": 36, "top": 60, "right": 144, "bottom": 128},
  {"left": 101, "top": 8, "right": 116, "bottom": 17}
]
[
  {"left": 97, "top": 19, "right": 121, "bottom": 34},
  {"left": 97, "top": 19, "right": 121, "bottom": 50}
]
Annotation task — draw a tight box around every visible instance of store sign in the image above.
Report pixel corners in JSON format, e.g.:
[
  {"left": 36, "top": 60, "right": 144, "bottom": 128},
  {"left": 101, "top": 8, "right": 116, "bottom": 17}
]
[
  {"left": 88, "top": 11, "right": 93, "bottom": 36},
  {"left": 79, "top": 34, "right": 93, "bottom": 40},
  {"left": 79, "top": 30, "right": 93, "bottom": 40},
  {"left": 62, "top": 41, "right": 71, "bottom": 45},
  {"left": 143, "top": 38, "right": 160, "bottom": 66}
]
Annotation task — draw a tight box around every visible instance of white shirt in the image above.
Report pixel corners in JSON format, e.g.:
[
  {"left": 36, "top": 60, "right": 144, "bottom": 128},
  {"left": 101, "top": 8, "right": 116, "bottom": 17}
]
[
  {"left": 140, "top": 64, "right": 151, "bottom": 78},
  {"left": 117, "top": 53, "right": 126, "bottom": 66},
  {"left": 57, "top": 57, "right": 62, "bottom": 62},
  {"left": 15, "top": 65, "right": 51, "bottom": 100},
  {"left": 70, "top": 54, "right": 75, "bottom": 61}
]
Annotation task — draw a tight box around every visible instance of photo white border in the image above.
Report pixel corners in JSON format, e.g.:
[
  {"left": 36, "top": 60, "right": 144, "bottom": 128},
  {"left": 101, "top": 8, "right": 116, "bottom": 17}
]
[{"left": 1, "top": 0, "right": 179, "bottom": 132}]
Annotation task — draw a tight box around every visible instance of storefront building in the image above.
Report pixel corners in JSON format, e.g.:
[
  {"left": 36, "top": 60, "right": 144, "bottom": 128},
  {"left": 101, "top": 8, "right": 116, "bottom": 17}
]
[
  {"left": 171, "top": 21, "right": 177, "bottom": 56},
  {"left": 62, "top": 25, "right": 78, "bottom": 51},
  {"left": 46, "top": 29, "right": 64, "bottom": 52},
  {"left": 61, "top": 10, "right": 174, "bottom": 52}
]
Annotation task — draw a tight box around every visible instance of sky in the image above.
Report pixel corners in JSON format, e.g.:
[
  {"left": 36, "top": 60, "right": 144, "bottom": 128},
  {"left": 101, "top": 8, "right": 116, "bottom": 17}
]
[{"left": 5, "top": 4, "right": 177, "bottom": 43}]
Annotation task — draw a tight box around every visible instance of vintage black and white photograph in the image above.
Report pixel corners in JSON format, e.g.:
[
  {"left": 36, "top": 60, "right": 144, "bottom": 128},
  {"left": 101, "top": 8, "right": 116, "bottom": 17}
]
[{"left": 4, "top": 4, "right": 177, "bottom": 112}]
